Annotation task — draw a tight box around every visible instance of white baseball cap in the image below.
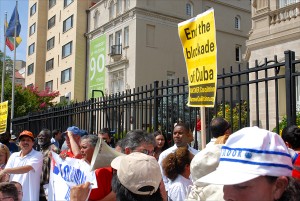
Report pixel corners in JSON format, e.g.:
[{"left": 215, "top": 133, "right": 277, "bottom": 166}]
[
  {"left": 111, "top": 152, "right": 162, "bottom": 195},
  {"left": 198, "top": 126, "right": 293, "bottom": 185}
]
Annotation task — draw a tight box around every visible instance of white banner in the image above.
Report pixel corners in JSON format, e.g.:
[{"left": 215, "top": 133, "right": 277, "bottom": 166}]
[{"left": 48, "top": 152, "right": 97, "bottom": 201}]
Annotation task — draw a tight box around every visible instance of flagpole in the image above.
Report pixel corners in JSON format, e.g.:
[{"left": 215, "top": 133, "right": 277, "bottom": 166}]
[
  {"left": 1, "top": 12, "right": 7, "bottom": 102},
  {"left": 11, "top": 0, "right": 18, "bottom": 133}
]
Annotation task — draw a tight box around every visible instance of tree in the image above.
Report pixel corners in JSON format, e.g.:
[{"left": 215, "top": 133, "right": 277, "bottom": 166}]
[{"left": 0, "top": 51, "right": 60, "bottom": 118}]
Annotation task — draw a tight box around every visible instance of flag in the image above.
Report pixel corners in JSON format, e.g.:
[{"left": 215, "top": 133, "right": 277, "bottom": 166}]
[
  {"left": 4, "top": 10, "right": 22, "bottom": 51},
  {"left": 6, "top": 6, "right": 21, "bottom": 37},
  {"left": 5, "top": 36, "right": 22, "bottom": 51}
]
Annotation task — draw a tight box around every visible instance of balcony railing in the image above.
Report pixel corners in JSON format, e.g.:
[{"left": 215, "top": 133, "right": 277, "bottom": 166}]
[
  {"left": 270, "top": 2, "right": 300, "bottom": 25},
  {"left": 110, "top": 44, "right": 122, "bottom": 61}
]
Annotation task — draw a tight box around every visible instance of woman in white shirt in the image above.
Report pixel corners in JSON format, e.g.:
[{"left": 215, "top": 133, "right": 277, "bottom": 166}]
[{"left": 162, "top": 147, "right": 194, "bottom": 201}]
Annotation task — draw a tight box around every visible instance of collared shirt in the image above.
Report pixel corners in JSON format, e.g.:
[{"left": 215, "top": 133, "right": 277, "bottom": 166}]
[{"left": 6, "top": 148, "right": 43, "bottom": 201}]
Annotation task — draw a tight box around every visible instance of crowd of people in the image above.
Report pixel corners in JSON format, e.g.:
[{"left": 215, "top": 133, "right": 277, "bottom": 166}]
[{"left": 0, "top": 117, "right": 300, "bottom": 201}]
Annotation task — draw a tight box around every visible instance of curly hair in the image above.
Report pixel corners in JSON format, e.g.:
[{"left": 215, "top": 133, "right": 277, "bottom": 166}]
[{"left": 162, "top": 147, "right": 192, "bottom": 181}]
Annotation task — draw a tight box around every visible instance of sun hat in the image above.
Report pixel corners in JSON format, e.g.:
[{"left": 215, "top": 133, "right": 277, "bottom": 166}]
[
  {"left": 19, "top": 130, "right": 34, "bottom": 140},
  {"left": 111, "top": 152, "right": 162, "bottom": 195},
  {"left": 198, "top": 126, "right": 293, "bottom": 185},
  {"left": 190, "top": 144, "right": 222, "bottom": 182}
]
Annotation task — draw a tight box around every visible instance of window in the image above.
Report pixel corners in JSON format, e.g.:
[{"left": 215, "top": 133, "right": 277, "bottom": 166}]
[
  {"left": 235, "top": 45, "right": 242, "bottom": 62},
  {"left": 124, "top": 0, "right": 130, "bottom": 11},
  {"left": 64, "top": 0, "right": 74, "bottom": 8},
  {"left": 61, "top": 68, "right": 71, "bottom": 83},
  {"left": 63, "top": 15, "right": 73, "bottom": 32},
  {"left": 46, "top": 58, "right": 54, "bottom": 71},
  {"left": 146, "top": 24, "right": 155, "bottom": 47},
  {"left": 116, "top": 0, "right": 122, "bottom": 15},
  {"left": 94, "top": 10, "right": 99, "bottom": 29},
  {"left": 124, "top": 26, "right": 129, "bottom": 47},
  {"left": 27, "top": 83, "right": 34, "bottom": 88},
  {"left": 109, "top": 1, "right": 114, "bottom": 19},
  {"left": 111, "top": 70, "right": 124, "bottom": 94},
  {"left": 62, "top": 41, "right": 72, "bottom": 58},
  {"left": 279, "top": 0, "right": 299, "bottom": 8},
  {"left": 235, "top": 15, "right": 241, "bottom": 30},
  {"left": 109, "top": 34, "right": 113, "bottom": 54},
  {"left": 45, "top": 80, "right": 53, "bottom": 91},
  {"left": 27, "top": 63, "right": 34, "bottom": 75},
  {"left": 29, "top": 23, "right": 36, "bottom": 36},
  {"left": 115, "top": 30, "right": 122, "bottom": 46},
  {"left": 49, "top": 0, "right": 56, "bottom": 9},
  {"left": 186, "top": 3, "right": 193, "bottom": 17},
  {"left": 28, "top": 43, "right": 35, "bottom": 55},
  {"left": 47, "top": 37, "right": 55, "bottom": 51},
  {"left": 48, "top": 15, "right": 56, "bottom": 29},
  {"left": 30, "top": 3, "right": 36, "bottom": 16}
]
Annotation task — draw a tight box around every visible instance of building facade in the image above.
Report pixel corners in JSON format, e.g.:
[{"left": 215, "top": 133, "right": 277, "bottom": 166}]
[
  {"left": 26, "top": 0, "right": 251, "bottom": 102},
  {"left": 246, "top": 0, "right": 300, "bottom": 128},
  {"left": 25, "top": 0, "right": 100, "bottom": 102},
  {"left": 86, "top": 0, "right": 251, "bottom": 98}
]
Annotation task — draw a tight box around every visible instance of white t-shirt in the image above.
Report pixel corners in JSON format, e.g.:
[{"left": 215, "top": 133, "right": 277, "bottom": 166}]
[
  {"left": 158, "top": 144, "right": 198, "bottom": 191},
  {"left": 6, "top": 149, "right": 43, "bottom": 201},
  {"left": 168, "top": 174, "right": 192, "bottom": 201}
]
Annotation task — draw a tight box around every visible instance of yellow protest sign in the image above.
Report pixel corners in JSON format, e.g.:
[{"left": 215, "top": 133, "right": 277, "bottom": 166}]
[
  {"left": 0, "top": 101, "right": 8, "bottom": 134},
  {"left": 178, "top": 9, "right": 217, "bottom": 107}
]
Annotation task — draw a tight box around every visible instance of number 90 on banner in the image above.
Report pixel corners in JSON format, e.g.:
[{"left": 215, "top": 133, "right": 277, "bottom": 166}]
[{"left": 90, "top": 54, "right": 105, "bottom": 81}]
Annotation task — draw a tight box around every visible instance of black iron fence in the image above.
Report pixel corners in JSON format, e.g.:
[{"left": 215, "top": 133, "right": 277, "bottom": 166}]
[{"left": 12, "top": 50, "right": 300, "bottom": 148}]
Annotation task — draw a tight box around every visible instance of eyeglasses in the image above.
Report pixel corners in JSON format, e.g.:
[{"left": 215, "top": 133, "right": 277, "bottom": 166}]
[
  {"left": 0, "top": 197, "right": 12, "bottom": 201},
  {"left": 133, "top": 149, "right": 154, "bottom": 156}
]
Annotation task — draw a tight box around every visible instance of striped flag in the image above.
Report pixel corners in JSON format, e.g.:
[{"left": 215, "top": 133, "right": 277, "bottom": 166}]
[{"left": 5, "top": 5, "right": 22, "bottom": 51}]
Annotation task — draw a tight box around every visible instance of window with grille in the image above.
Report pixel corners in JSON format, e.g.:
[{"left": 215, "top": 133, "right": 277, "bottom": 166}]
[
  {"left": 111, "top": 70, "right": 124, "bottom": 94},
  {"left": 235, "top": 15, "right": 241, "bottom": 30},
  {"left": 186, "top": 3, "right": 193, "bottom": 17}
]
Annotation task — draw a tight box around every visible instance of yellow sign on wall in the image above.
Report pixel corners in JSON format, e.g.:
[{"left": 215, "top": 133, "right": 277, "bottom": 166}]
[
  {"left": 178, "top": 9, "right": 217, "bottom": 107},
  {"left": 0, "top": 101, "right": 8, "bottom": 134}
]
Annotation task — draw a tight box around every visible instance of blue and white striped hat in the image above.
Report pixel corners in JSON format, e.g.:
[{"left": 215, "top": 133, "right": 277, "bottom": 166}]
[{"left": 199, "top": 126, "right": 293, "bottom": 185}]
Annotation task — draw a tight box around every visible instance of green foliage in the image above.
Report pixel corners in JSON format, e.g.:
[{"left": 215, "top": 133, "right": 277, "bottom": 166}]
[
  {"left": 215, "top": 101, "right": 248, "bottom": 132},
  {"left": 0, "top": 51, "right": 60, "bottom": 118},
  {"left": 13, "top": 85, "right": 60, "bottom": 117},
  {"left": 272, "top": 112, "right": 300, "bottom": 135}
]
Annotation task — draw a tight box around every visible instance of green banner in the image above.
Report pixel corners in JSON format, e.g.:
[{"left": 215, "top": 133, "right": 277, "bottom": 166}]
[{"left": 88, "top": 35, "right": 106, "bottom": 99}]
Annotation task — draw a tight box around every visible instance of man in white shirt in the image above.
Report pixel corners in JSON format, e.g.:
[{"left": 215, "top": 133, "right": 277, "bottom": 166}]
[
  {"left": 158, "top": 122, "right": 198, "bottom": 192},
  {"left": 0, "top": 130, "right": 43, "bottom": 201}
]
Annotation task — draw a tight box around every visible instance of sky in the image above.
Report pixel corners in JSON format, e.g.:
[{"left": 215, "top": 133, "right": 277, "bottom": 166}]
[{"left": 0, "top": 0, "right": 28, "bottom": 61}]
